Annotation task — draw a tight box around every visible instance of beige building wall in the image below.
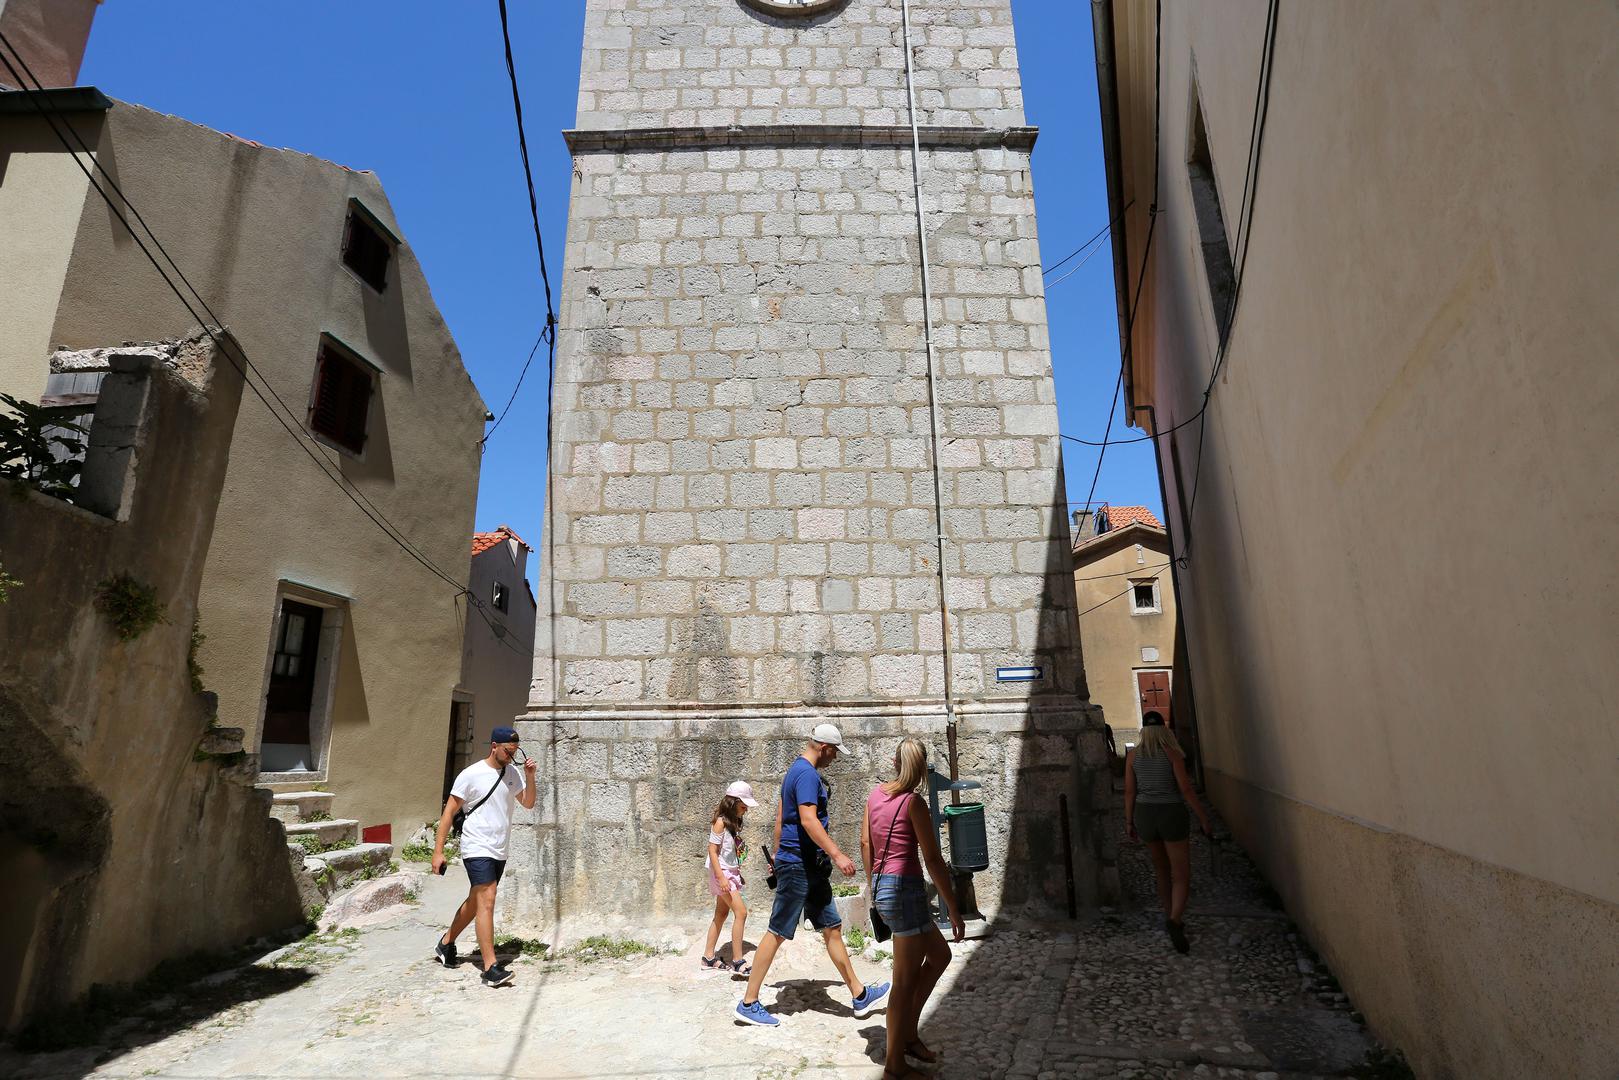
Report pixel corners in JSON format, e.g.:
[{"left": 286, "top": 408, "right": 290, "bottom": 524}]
[
  {"left": 1098, "top": 2, "right": 1619, "bottom": 1076},
  {"left": 2, "top": 98, "right": 486, "bottom": 844},
  {"left": 463, "top": 533, "right": 538, "bottom": 752},
  {"left": 1071, "top": 525, "right": 1176, "bottom": 748}
]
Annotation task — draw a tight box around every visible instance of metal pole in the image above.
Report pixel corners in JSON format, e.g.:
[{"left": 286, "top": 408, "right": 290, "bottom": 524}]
[{"left": 901, "top": 0, "right": 958, "bottom": 762}]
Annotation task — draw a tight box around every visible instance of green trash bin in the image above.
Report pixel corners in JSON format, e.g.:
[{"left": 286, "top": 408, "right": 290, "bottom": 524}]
[{"left": 942, "top": 802, "right": 989, "bottom": 873}]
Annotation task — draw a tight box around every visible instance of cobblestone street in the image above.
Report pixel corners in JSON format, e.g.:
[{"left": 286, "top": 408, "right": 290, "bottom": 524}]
[{"left": 1, "top": 790, "right": 1400, "bottom": 1080}]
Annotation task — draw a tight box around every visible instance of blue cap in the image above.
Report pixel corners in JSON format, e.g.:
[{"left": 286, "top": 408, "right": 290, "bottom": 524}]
[{"left": 491, "top": 725, "right": 520, "bottom": 744}]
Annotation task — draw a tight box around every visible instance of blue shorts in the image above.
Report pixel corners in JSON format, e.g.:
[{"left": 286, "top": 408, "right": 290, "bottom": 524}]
[
  {"left": 874, "top": 874, "right": 932, "bottom": 938},
  {"left": 464, "top": 857, "right": 506, "bottom": 886},
  {"left": 768, "top": 861, "right": 841, "bottom": 940}
]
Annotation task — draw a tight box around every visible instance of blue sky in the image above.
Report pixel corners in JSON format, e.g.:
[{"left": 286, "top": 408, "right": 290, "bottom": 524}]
[{"left": 79, "top": 1, "right": 1160, "bottom": 584}]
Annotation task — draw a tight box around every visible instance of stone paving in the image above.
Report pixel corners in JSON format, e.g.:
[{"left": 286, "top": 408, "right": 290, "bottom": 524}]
[{"left": 0, "top": 796, "right": 1403, "bottom": 1079}]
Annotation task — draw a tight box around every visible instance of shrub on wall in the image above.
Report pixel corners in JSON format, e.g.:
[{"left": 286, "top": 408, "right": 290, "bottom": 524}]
[
  {"left": 95, "top": 573, "right": 167, "bottom": 641},
  {"left": 0, "top": 559, "right": 19, "bottom": 603},
  {"left": 0, "top": 392, "right": 88, "bottom": 500},
  {"left": 188, "top": 621, "right": 207, "bottom": 692}
]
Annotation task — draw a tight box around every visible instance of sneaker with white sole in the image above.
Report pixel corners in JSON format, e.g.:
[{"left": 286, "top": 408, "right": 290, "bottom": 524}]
[
  {"left": 433, "top": 937, "right": 457, "bottom": 967},
  {"left": 851, "top": 980, "right": 890, "bottom": 1018},
  {"left": 481, "top": 963, "right": 514, "bottom": 988},
  {"left": 734, "top": 999, "right": 780, "bottom": 1027}
]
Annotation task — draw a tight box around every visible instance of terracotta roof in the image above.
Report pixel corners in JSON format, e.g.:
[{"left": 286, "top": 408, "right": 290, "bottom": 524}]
[
  {"left": 471, "top": 525, "right": 530, "bottom": 557},
  {"left": 1099, "top": 505, "right": 1162, "bottom": 530}
]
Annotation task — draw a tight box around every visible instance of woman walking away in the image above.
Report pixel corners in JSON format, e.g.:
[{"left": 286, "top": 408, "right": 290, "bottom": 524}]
[
  {"left": 1125, "top": 711, "right": 1213, "bottom": 953},
  {"left": 862, "top": 738, "right": 964, "bottom": 1080},
  {"left": 701, "top": 781, "right": 758, "bottom": 973}
]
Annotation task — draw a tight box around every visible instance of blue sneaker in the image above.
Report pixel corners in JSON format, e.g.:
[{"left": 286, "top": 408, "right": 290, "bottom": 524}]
[
  {"left": 851, "top": 980, "right": 890, "bottom": 1018},
  {"left": 735, "top": 999, "right": 780, "bottom": 1027}
]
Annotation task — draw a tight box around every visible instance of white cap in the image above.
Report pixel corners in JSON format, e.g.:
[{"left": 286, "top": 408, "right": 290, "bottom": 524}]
[
  {"left": 810, "top": 722, "right": 845, "bottom": 747},
  {"left": 726, "top": 780, "right": 759, "bottom": 807}
]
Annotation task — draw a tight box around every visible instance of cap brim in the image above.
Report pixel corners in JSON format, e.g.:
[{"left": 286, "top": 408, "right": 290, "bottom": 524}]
[{"left": 740, "top": 796, "right": 759, "bottom": 807}]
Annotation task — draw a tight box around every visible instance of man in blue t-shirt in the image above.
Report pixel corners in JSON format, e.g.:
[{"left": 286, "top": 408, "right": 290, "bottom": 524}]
[{"left": 736, "top": 723, "right": 890, "bottom": 1028}]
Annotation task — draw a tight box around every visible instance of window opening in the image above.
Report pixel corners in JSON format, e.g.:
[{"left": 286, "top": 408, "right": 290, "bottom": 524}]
[
  {"left": 1130, "top": 578, "right": 1162, "bottom": 615},
  {"left": 309, "top": 340, "right": 374, "bottom": 455},
  {"left": 493, "top": 581, "right": 509, "bottom": 613},
  {"left": 342, "top": 205, "right": 392, "bottom": 292},
  {"left": 1188, "top": 91, "right": 1236, "bottom": 347}
]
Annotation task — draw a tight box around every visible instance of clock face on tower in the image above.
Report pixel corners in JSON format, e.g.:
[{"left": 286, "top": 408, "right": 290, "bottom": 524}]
[{"left": 738, "top": 0, "right": 850, "bottom": 17}]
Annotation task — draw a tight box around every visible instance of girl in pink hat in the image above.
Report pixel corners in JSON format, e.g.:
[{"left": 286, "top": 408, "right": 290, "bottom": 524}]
[{"left": 701, "top": 780, "right": 759, "bottom": 973}]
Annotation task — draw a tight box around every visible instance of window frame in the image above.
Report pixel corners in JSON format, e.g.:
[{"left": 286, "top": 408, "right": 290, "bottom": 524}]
[
  {"left": 306, "top": 334, "right": 380, "bottom": 458},
  {"left": 492, "top": 581, "right": 509, "bottom": 614},
  {"left": 340, "top": 199, "right": 398, "bottom": 294},
  {"left": 1129, "top": 578, "right": 1163, "bottom": 616}
]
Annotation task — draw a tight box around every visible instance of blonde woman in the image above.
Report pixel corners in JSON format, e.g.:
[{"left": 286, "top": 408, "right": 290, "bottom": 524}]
[
  {"left": 861, "top": 738, "right": 964, "bottom": 1080},
  {"left": 1124, "top": 711, "right": 1213, "bottom": 953}
]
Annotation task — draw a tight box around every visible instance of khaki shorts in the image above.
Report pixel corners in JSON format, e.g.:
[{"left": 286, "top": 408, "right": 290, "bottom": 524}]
[{"left": 1135, "top": 802, "right": 1190, "bottom": 843}]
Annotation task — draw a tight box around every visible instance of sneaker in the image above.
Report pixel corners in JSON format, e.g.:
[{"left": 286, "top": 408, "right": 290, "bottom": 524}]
[
  {"left": 851, "top": 980, "right": 890, "bottom": 1018},
  {"left": 481, "top": 963, "right": 515, "bottom": 988},
  {"left": 1167, "top": 919, "right": 1190, "bottom": 954},
  {"left": 433, "top": 937, "right": 457, "bottom": 967},
  {"left": 734, "top": 999, "right": 780, "bottom": 1027}
]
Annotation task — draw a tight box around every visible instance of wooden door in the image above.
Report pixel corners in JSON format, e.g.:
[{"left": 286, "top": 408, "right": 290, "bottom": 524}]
[
  {"left": 1137, "top": 670, "right": 1172, "bottom": 727},
  {"left": 263, "top": 600, "right": 322, "bottom": 746}
]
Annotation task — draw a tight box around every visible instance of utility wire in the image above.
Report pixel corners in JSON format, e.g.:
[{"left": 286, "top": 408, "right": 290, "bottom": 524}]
[
  {"left": 483, "top": 0, "right": 559, "bottom": 448},
  {"left": 0, "top": 37, "right": 471, "bottom": 597},
  {"left": 1042, "top": 198, "right": 1135, "bottom": 277},
  {"left": 1043, "top": 231, "right": 1112, "bottom": 291}
]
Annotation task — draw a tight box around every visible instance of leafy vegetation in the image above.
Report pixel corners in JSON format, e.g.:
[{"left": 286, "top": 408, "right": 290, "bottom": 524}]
[
  {"left": 0, "top": 559, "right": 19, "bottom": 603},
  {"left": 188, "top": 620, "right": 207, "bottom": 692},
  {"left": 495, "top": 934, "right": 551, "bottom": 958},
  {"left": 831, "top": 882, "right": 861, "bottom": 897},
  {"left": 844, "top": 925, "right": 870, "bottom": 953},
  {"left": 95, "top": 573, "right": 167, "bottom": 641},
  {"left": 567, "top": 935, "right": 672, "bottom": 962},
  {"left": 0, "top": 392, "right": 88, "bottom": 499}
]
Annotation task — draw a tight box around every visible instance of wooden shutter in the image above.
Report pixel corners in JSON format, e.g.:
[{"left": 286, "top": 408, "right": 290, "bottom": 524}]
[{"left": 311, "top": 346, "right": 372, "bottom": 453}]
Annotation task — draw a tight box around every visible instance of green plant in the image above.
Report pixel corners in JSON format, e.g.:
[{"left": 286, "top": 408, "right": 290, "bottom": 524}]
[
  {"left": 831, "top": 882, "right": 860, "bottom": 897},
  {"left": 304, "top": 810, "right": 333, "bottom": 823},
  {"left": 873, "top": 949, "right": 891, "bottom": 963},
  {"left": 567, "top": 935, "right": 670, "bottom": 962},
  {"left": 188, "top": 620, "right": 206, "bottom": 692},
  {"left": 0, "top": 559, "right": 20, "bottom": 603},
  {"left": 844, "top": 925, "right": 869, "bottom": 953},
  {"left": 0, "top": 392, "right": 88, "bottom": 499},
  {"left": 95, "top": 573, "right": 167, "bottom": 641},
  {"left": 495, "top": 934, "right": 550, "bottom": 958}
]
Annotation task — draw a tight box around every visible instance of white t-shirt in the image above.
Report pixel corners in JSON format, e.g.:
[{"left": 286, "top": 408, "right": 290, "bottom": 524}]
[
  {"left": 706, "top": 827, "right": 740, "bottom": 872},
  {"left": 451, "top": 760, "right": 526, "bottom": 861}
]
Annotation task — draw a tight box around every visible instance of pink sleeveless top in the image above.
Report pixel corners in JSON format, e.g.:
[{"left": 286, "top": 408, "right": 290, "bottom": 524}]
[{"left": 867, "top": 787, "right": 924, "bottom": 877}]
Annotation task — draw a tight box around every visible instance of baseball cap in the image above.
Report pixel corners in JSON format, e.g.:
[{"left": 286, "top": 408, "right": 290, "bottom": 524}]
[
  {"left": 810, "top": 722, "right": 844, "bottom": 747},
  {"left": 491, "top": 725, "right": 520, "bottom": 743},
  {"left": 726, "top": 780, "right": 759, "bottom": 807}
]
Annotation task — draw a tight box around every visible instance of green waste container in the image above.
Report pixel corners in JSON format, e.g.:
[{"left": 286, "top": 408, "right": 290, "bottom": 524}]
[{"left": 943, "top": 802, "right": 989, "bottom": 873}]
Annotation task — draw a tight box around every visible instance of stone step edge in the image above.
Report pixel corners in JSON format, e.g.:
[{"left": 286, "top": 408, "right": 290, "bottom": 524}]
[
  {"left": 270, "top": 790, "right": 334, "bottom": 801},
  {"left": 282, "top": 818, "right": 361, "bottom": 834}
]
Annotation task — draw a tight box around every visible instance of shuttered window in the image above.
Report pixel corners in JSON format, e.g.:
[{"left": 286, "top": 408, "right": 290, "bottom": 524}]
[
  {"left": 342, "top": 206, "right": 392, "bottom": 292},
  {"left": 309, "top": 343, "right": 373, "bottom": 454}
]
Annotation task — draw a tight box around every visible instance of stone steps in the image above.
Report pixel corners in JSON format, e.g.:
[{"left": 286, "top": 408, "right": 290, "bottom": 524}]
[
  {"left": 269, "top": 790, "right": 334, "bottom": 824},
  {"left": 283, "top": 818, "right": 360, "bottom": 847},
  {"left": 304, "top": 842, "right": 394, "bottom": 892}
]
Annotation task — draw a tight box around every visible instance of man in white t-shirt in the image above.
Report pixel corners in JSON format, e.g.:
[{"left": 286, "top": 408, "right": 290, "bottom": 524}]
[{"left": 432, "top": 725, "right": 536, "bottom": 987}]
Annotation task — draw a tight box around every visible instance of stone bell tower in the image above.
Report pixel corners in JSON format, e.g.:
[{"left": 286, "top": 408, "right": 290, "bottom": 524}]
[{"left": 510, "top": 0, "right": 1111, "bottom": 927}]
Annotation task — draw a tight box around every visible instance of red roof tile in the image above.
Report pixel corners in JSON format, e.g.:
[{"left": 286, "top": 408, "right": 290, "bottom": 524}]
[
  {"left": 471, "top": 525, "right": 530, "bottom": 557},
  {"left": 1099, "top": 505, "right": 1161, "bottom": 530}
]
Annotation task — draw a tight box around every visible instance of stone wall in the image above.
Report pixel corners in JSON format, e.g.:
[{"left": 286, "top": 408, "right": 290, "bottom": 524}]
[
  {"left": 577, "top": 0, "right": 1025, "bottom": 131},
  {"left": 0, "top": 339, "right": 304, "bottom": 1031},
  {"left": 499, "top": 706, "right": 1112, "bottom": 931}
]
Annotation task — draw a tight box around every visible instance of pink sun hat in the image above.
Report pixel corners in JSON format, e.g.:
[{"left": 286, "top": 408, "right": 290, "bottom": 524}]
[{"left": 726, "top": 780, "right": 759, "bottom": 807}]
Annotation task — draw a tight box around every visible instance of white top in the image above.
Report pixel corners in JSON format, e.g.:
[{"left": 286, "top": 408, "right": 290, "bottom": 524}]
[
  {"left": 706, "top": 827, "right": 740, "bottom": 872},
  {"left": 450, "top": 760, "right": 526, "bottom": 861}
]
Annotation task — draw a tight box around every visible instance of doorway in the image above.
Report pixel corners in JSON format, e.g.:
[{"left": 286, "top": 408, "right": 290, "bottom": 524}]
[
  {"left": 261, "top": 600, "right": 323, "bottom": 772},
  {"left": 442, "top": 698, "right": 474, "bottom": 804},
  {"left": 1136, "top": 668, "right": 1173, "bottom": 727}
]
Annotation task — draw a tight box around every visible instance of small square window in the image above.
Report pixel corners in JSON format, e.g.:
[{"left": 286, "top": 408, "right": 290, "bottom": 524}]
[
  {"left": 342, "top": 205, "right": 392, "bottom": 292},
  {"left": 1130, "top": 579, "right": 1162, "bottom": 615},
  {"left": 492, "top": 582, "right": 509, "bottom": 613},
  {"left": 309, "top": 341, "right": 374, "bottom": 455}
]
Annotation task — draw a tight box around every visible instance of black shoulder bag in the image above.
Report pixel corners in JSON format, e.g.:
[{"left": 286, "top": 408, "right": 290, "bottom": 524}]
[
  {"left": 451, "top": 765, "right": 509, "bottom": 838},
  {"left": 868, "top": 793, "right": 910, "bottom": 943}
]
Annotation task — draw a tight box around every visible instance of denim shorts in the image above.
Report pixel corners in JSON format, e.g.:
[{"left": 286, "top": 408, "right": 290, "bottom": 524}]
[
  {"left": 873, "top": 874, "right": 931, "bottom": 938},
  {"left": 464, "top": 857, "right": 506, "bottom": 886},
  {"left": 767, "top": 861, "right": 841, "bottom": 940}
]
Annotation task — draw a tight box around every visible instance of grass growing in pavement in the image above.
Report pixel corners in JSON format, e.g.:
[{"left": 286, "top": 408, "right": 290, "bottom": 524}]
[
  {"left": 831, "top": 882, "right": 861, "bottom": 897},
  {"left": 567, "top": 935, "right": 673, "bottom": 962},
  {"left": 495, "top": 934, "right": 551, "bottom": 958},
  {"left": 844, "top": 925, "right": 870, "bottom": 953}
]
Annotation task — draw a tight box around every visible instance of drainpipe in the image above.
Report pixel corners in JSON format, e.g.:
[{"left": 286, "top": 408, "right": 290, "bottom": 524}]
[{"left": 900, "top": 0, "right": 960, "bottom": 779}]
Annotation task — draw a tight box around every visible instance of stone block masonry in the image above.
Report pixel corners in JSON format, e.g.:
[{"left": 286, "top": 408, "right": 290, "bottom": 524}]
[{"left": 519, "top": 0, "right": 1112, "bottom": 928}]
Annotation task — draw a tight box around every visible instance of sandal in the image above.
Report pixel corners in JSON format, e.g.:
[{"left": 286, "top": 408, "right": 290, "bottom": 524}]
[
  {"left": 699, "top": 954, "right": 723, "bottom": 970},
  {"left": 905, "top": 1040, "right": 938, "bottom": 1063},
  {"left": 728, "top": 958, "right": 752, "bottom": 975}
]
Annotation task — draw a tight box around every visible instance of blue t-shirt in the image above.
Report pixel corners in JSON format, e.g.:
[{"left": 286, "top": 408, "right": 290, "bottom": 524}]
[{"left": 776, "top": 756, "right": 829, "bottom": 867}]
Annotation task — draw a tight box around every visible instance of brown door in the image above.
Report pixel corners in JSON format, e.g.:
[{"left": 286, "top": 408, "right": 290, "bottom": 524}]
[
  {"left": 1137, "top": 670, "right": 1172, "bottom": 727},
  {"left": 263, "top": 600, "right": 322, "bottom": 747}
]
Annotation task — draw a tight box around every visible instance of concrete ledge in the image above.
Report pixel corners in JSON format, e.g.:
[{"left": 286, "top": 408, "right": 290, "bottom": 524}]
[{"left": 563, "top": 123, "right": 1039, "bottom": 155}]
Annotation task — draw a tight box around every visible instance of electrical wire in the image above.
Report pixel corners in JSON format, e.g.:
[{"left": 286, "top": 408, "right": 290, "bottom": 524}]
[
  {"left": 1041, "top": 198, "right": 1133, "bottom": 277},
  {"left": 0, "top": 36, "right": 472, "bottom": 597},
  {"left": 1042, "top": 230, "right": 1112, "bottom": 291}
]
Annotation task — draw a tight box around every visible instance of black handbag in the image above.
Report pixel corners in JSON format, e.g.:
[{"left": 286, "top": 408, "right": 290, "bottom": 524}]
[
  {"left": 868, "top": 793, "right": 910, "bottom": 944},
  {"left": 451, "top": 765, "right": 508, "bottom": 837}
]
